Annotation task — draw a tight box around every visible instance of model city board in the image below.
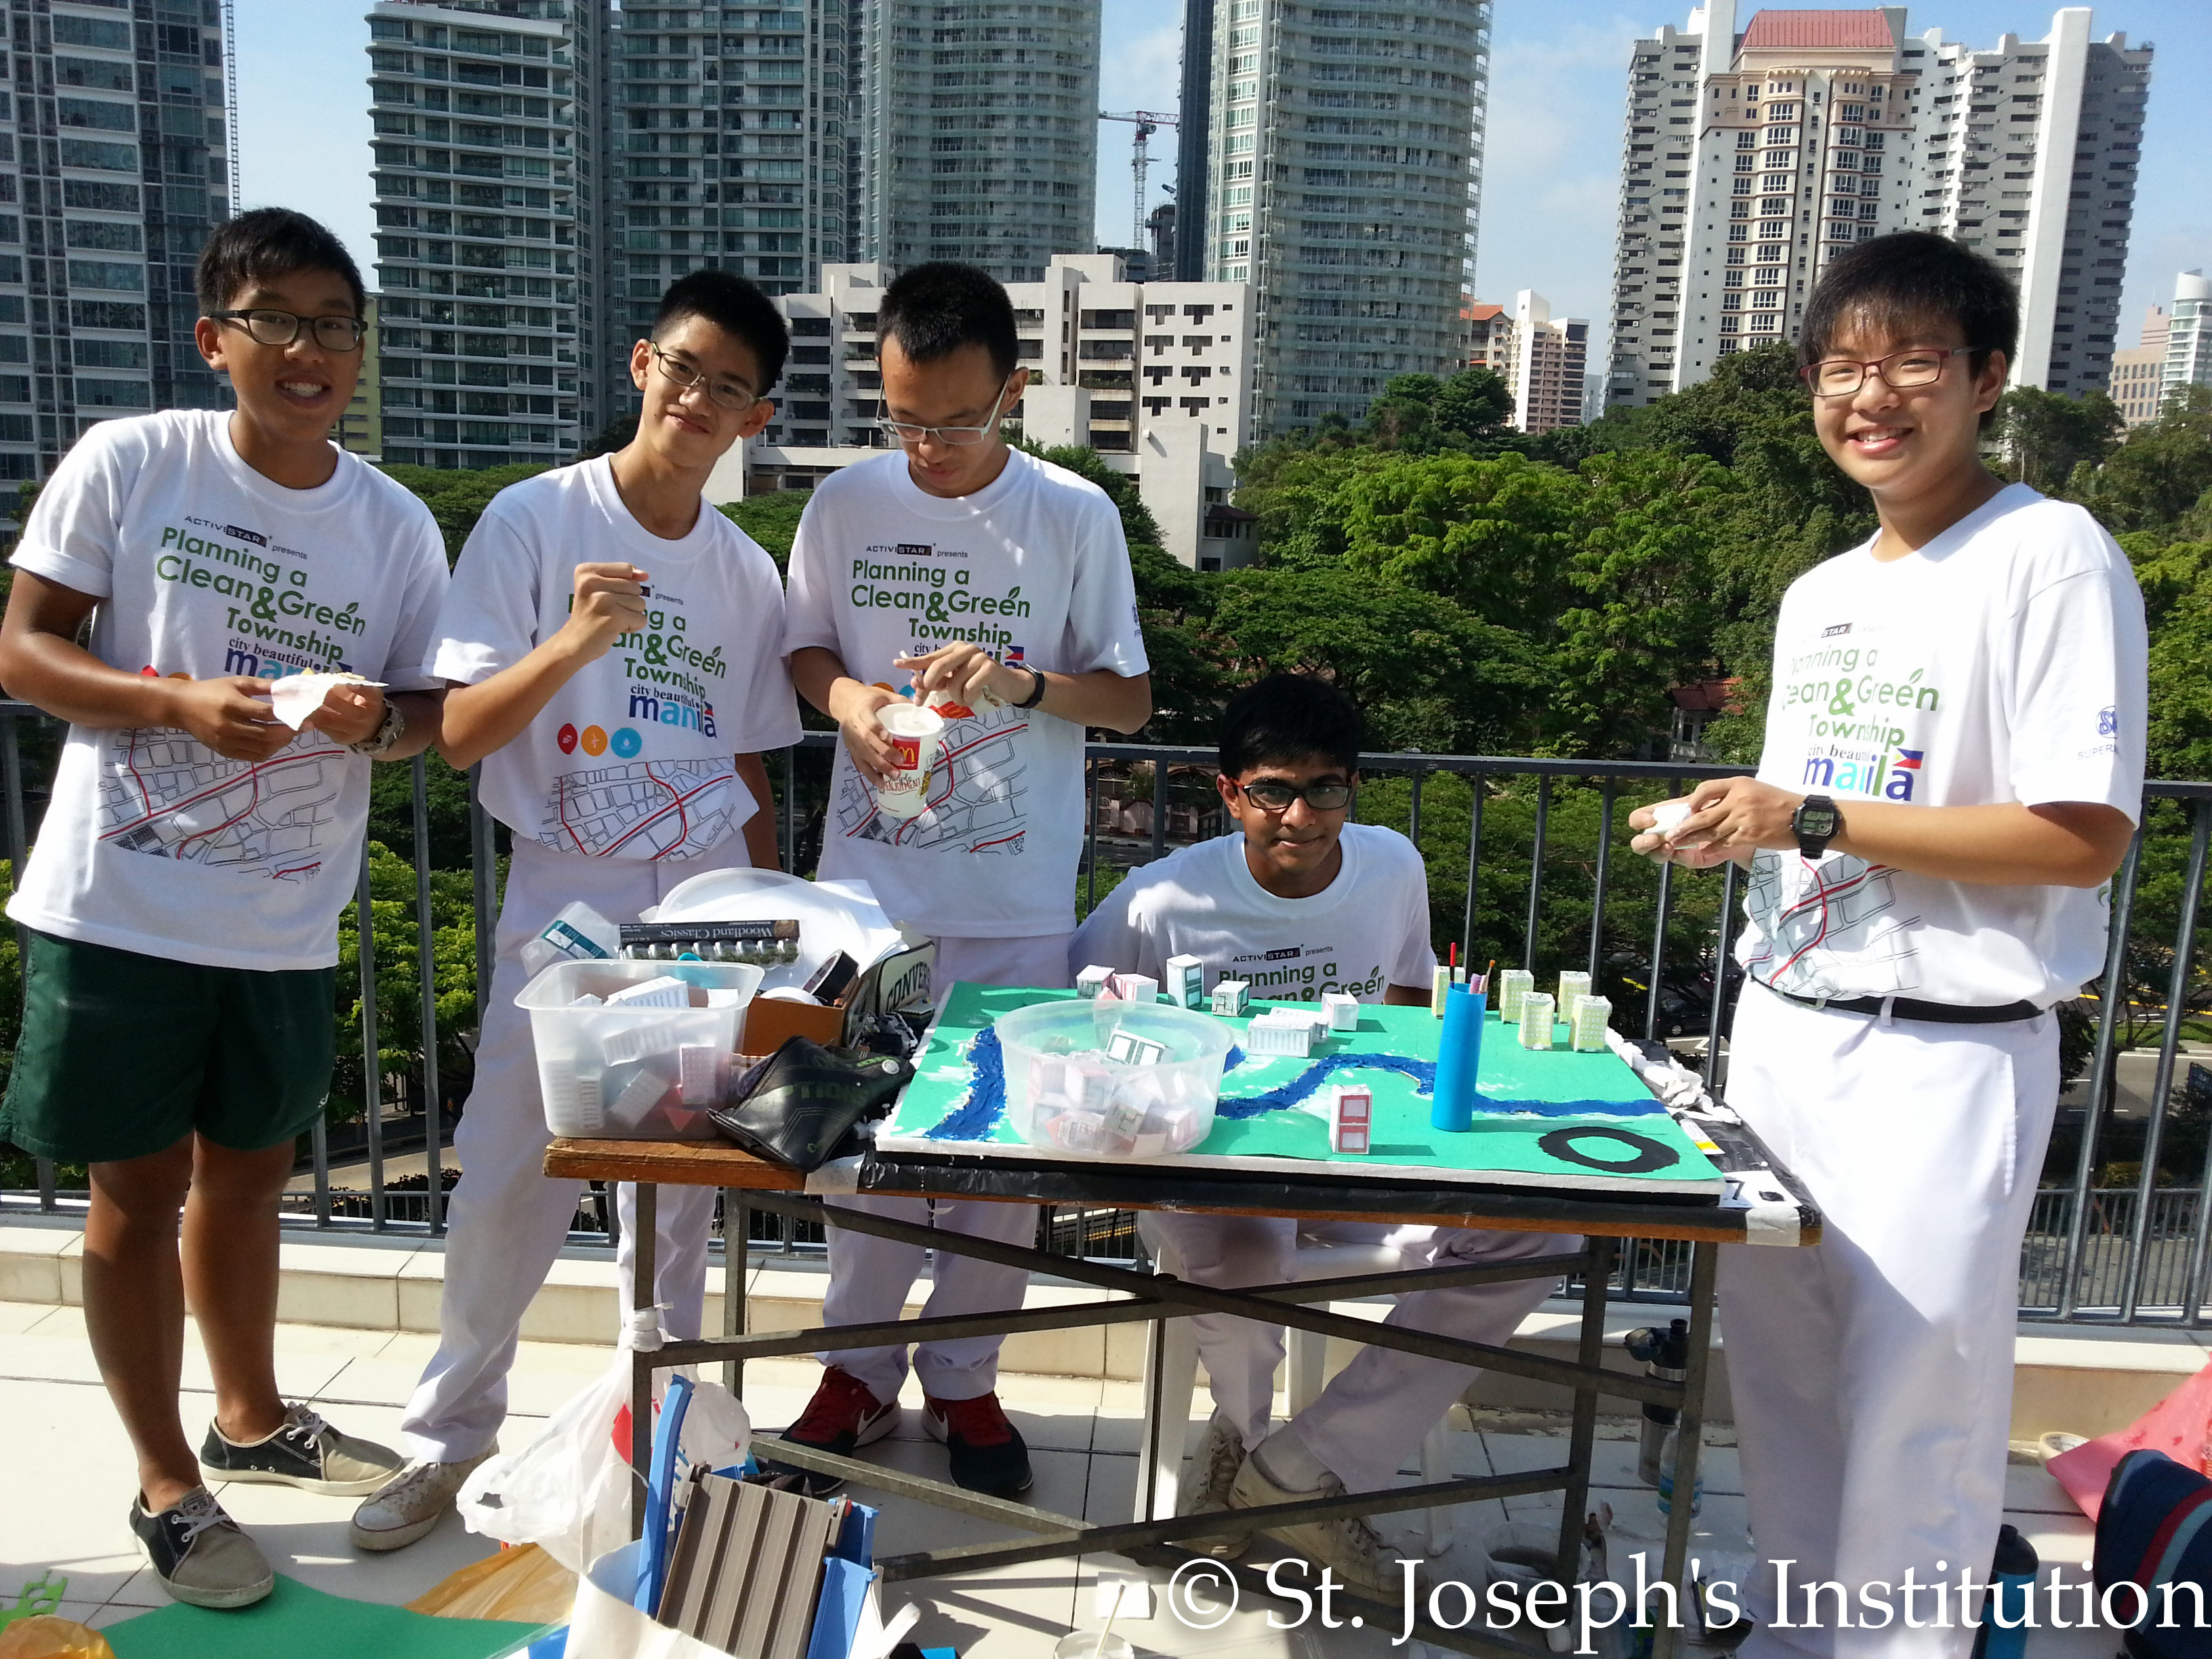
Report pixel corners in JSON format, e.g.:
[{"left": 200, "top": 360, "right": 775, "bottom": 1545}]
[{"left": 876, "top": 983, "right": 1725, "bottom": 1199}]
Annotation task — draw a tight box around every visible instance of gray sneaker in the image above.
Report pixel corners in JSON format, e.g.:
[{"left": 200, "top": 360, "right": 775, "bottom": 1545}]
[
  {"left": 348, "top": 1452, "right": 493, "bottom": 1553},
  {"left": 1227, "top": 1454, "right": 1400, "bottom": 1599},
  {"left": 1176, "top": 1415, "right": 1252, "bottom": 1560},
  {"left": 129, "top": 1486, "right": 274, "bottom": 1610},
  {"left": 201, "top": 1402, "right": 405, "bottom": 1498}
]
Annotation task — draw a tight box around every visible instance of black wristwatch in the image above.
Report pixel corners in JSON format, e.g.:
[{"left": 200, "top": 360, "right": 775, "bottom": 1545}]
[
  {"left": 1013, "top": 663, "right": 1048, "bottom": 710},
  {"left": 1792, "top": 794, "right": 1841, "bottom": 859}
]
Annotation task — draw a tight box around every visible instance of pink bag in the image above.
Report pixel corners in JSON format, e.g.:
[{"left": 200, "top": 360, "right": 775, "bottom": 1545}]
[{"left": 2047, "top": 1355, "right": 2212, "bottom": 1520}]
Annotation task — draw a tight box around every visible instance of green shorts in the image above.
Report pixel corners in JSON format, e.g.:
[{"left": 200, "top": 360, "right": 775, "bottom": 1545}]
[{"left": 0, "top": 928, "right": 336, "bottom": 1164}]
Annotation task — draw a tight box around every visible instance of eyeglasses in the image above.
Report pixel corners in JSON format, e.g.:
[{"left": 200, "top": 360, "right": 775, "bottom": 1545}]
[
  {"left": 876, "top": 375, "right": 1017, "bottom": 447},
  {"left": 1799, "top": 346, "right": 1975, "bottom": 398},
  {"left": 647, "top": 344, "right": 760, "bottom": 413},
  {"left": 208, "top": 309, "right": 367, "bottom": 352},
  {"left": 1228, "top": 777, "right": 1355, "bottom": 814}
]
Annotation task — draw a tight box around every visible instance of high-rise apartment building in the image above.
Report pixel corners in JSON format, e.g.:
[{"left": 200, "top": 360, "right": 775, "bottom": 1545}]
[
  {"left": 850, "top": 2, "right": 1097, "bottom": 283},
  {"left": 366, "top": 0, "right": 600, "bottom": 470},
  {"left": 1605, "top": 5, "right": 2152, "bottom": 411},
  {"left": 1204, "top": 0, "right": 1492, "bottom": 434},
  {"left": 1507, "top": 289, "right": 1587, "bottom": 433},
  {"left": 1464, "top": 300, "right": 1509, "bottom": 375},
  {"left": 2104, "top": 293, "right": 2166, "bottom": 428},
  {"left": 0, "top": 0, "right": 234, "bottom": 486},
  {"left": 2164, "top": 270, "right": 2212, "bottom": 405}
]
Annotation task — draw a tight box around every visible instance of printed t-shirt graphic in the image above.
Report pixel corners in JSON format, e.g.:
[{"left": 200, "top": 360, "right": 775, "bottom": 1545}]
[
  {"left": 784, "top": 448, "right": 1148, "bottom": 939},
  {"left": 1738, "top": 483, "right": 2148, "bottom": 1009},
  {"left": 429, "top": 456, "right": 802, "bottom": 859},
  {"left": 1067, "top": 824, "right": 1437, "bottom": 1004},
  {"left": 5, "top": 410, "right": 449, "bottom": 971}
]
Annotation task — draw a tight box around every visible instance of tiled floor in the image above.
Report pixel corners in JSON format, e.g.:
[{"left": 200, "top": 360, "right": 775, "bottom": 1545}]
[{"left": 0, "top": 1300, "right": 2119, "bottom": 1657}]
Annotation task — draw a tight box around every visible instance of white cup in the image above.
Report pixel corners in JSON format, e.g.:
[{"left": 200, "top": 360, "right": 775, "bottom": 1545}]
[{"left": 873, "top": 701, "right": 945, "bottom": 820}]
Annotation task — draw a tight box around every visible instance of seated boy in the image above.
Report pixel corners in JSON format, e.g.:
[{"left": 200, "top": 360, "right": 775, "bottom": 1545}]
[
  {"left": 350, "top": 270, "right": 800, "bottom": 1552},
  {"left": 0, "top": 209, "right": 449, "bottom": 1607},
  {"left": 1069, "top": 674, "right": 1572, "bottom": 1595}
]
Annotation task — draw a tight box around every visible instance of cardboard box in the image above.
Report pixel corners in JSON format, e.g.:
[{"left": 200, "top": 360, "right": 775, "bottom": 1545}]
[{"left": 739, "top": 931, "right": 937, "bottom": 1055}]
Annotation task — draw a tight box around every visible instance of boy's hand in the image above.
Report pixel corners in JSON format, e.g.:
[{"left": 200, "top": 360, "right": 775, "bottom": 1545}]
[
  {"left": 163, "top": 676, "right": 292, "bottom": 762},
  {"left": 1630, "top": 777, "right": 1798, "bottom": 867},
  {"left": 827, "top": 677, "right": 906, "bottom": 787},
  {"left": 300, "top": 682, "right": 384, "bottom": 747},
  {"left": 555, "top": 562, "right": 649, "bottom": 662},
  {"left": 896, "top": 641, "right": 1026, "bottom": 710}
]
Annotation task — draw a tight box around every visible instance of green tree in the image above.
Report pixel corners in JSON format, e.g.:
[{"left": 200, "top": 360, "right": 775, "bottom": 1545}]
[
  {"left": 2068, "top": 386, "right": 2212, "bottom": 536},
  {"left": 1993, "top": 386, "right": 2123, "bottom": 493},
  {"left": 719, "top": 491, "right": 808, "bottom": 571},
  {"left": 377, "top": 462, "right": 548, "bottom": 564}
]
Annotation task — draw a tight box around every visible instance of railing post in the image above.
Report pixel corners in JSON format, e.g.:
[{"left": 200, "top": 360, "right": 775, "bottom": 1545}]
[
  {"left": 1408, "top": 771, "right": 1423, "bottom": 849},
  {"left": 2122, "top": 806, "right": 2208, "bottom": 1322},
  {"left": 1588, "top": 780, "right": 1615, "bottom": 983},
  {"left": 412, "top": 756, "right": 446, "bottom": 1235},
  {"left": 1703, "top": 860, "right": 1740, "bottom": 1088},
  {"left": 1460, "top": 774, "right": 1483, "bottom": 960},
  {"left": 0, "top": 710, "right": 42, "bottom": 1212},
  {"left": 1149, "top": 760, "right": 1169, "bottom": 865},
  {"left": 356, "top": 842, "right": 386, "bottom": 1231},
  {"left": 470, "top": 764, "right": 496, "bottom": 1027},
  {"left": 782, "top": 746, "right": 798, "bottom": 876},
  {"left": 1084, "top": 755, "right": 1099, "bottom": 913},
  {"left": 2057, "top": 829, "right": 2144, "bottom": 1319},
  {"left": 1645, "top": 856, "right": 1675, "bottom": 1042},
  {"left": 1523, "top": 774, "right": 1551, "bottom": 971}
]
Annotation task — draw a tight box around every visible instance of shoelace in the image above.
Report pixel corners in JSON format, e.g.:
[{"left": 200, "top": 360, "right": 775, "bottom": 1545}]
[
  {"left": 931, "top": 1392, "right": 1014, "bottom": 1447},
  {"left": 1316, "top": 1505, "right": 1391, "bottom": 1569},
  {"left": 1192, "top": 1425, "right": 1245, "bottom": 1504},
  {"left": 367, "top": 1460, "right": 459, "bottom": 1511},
  {"left": 792, "top": 1371, "right": 880, "bottom": 1441},
  {"left": 280, "top": 1403, "right": 333, "bottom": 1445},
  {"left": 167, "top": 1488, "right": 234, "bottom": 1544}
]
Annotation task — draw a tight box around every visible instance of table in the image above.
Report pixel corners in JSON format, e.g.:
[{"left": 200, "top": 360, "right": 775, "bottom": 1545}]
[{"left": 545, "top": 1124, "right": 1820, "bottom": 1659}]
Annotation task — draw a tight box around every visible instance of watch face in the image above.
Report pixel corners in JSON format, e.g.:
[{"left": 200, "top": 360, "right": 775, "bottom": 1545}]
[{"left": 1799, "top": 803, "right": 1839, "bottom": 838}]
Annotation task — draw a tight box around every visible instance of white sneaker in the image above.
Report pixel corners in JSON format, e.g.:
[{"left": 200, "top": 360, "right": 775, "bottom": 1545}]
[
  {"left": 1176, "top": 1416, "right": 1252, "bottom": 1559},
  {"left": 348, "top": 1452, "right": 492, "bottom": 1553},
  {"left": 1227, "top": 1454, "right": 1401, "bottom": 1599}
]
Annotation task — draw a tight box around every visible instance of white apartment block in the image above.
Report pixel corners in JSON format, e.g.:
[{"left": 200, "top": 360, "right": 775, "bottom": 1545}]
[
  {"left": 1204, "top": 0, "right": 1491, "bottom": 435},
  {"left": 0, "top": 0, "right": 234, "bottom": 485},
  {"left": 1508, "top": 289, "right": 1588, "bottom": 433},
  {"left": 1606, "top": 4, "right": 2152, "bottom": 411},
  {"left": 2163, "top": 270, "right": 2212, "bottom": 409},
  {"left": 734, "top": 255, "right": 1258, "bottom": 572},
  {"left": 1464, "top": 300, "right": 1509, "bottom": 375},
  {"left": 2105, "top": 292, "right": 2166, "bottom": 428}
]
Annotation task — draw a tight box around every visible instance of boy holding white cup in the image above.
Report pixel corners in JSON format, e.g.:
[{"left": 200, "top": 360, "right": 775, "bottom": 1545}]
[{"left": 780, "top": 262, "right": 1152, "bottom": 1499}]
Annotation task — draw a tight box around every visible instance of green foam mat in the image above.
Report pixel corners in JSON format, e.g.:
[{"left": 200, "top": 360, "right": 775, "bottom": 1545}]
[{"left": 102, "top": 1575, "right": 550, "bottom": 1659}]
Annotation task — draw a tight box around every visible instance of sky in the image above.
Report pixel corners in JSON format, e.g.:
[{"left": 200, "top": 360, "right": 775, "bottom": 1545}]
[{"left": 241, "top": 1, "right": 2209, "bottom": 366}]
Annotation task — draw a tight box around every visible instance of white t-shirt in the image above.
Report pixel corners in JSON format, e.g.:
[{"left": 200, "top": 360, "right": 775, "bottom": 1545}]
[
  {"left": 6, "top": 411, "right": 447, "bottom": 970},
  {"left": 784, "top": 447, "right": 1149, "bottom": 939},
  {"left": 1737, "top": 483, "right": 2148, "bottom": 1008},
  {"left": 430, "top": 456, "right": 802, "bottom": 859},
  {"left": 1067, "top": 823, "right": 1437, "bottom": 1004}
]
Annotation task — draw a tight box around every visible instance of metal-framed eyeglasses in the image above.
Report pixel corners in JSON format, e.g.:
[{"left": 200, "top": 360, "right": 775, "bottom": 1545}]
[
  {"left": 1227, "top": 777, "right": 1356, "bottom": 814},
  {"left": 1799, "top": 346, "right": 1978, "bottom": 399},
  {"left": 647, "top": 344, "right": 761, "bottom": 413},
  {"left": 875, "top": 375, "right": 1019, "bottom": 447},
  {"left": 207, "top": 309, "right": 367, "bottom": 352}
]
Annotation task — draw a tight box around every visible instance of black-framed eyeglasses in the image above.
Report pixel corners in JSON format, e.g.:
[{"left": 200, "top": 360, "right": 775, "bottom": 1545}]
[
  {"left": 208, "top": 309, "right": 367, "bottom": 352},
  {"left": 1799, "top": 346, "right": 1976, "bottom": 398},
  {"left": 647, "top": 343, "right": 761, "bottom": 413},
  {"left": 876, "top": 374, "right": 1018, "bottom": 447},
  {"left": 1227, "top": 777, "right": 1355, "bottom": 814}
]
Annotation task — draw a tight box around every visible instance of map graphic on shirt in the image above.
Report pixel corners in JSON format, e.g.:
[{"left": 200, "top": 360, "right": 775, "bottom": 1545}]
[
  {"left": 834, "top": 701, "right": 1033, "bottom": 854},
  {"left": 1741, "top": 850, "right": 1920, "bottom": 998},
  {"left": 98, "top": 728, "right": 346, "bottom": 882},
  {"left": 546, "top": 757, "right": 747, "bottom": 859}
]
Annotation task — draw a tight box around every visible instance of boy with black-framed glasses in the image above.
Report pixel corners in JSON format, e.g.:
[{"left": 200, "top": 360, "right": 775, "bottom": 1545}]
[
  {"left": 1068, "top": 673, "right": 1568, "bottom": 1596},
  {"left": 775, "top": 261, "right": 1151, "bottom": 1501}
]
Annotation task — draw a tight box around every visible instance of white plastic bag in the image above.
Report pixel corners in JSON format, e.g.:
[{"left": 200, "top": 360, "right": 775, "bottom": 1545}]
[
  {"left": 455, "top": 1336, "right": 752, "bottom": 1576},
  {"left": 567, "top": 1540, "right": 733, "bottom": 1659}
]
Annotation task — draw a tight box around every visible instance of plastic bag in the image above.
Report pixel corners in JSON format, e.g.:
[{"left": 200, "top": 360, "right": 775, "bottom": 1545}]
[
  {"left": 404, "top": 1542, "right": 577, "bottom": 1626},
  {"left": 455, "top": 1336, "right": 751, "bottom": 1577},
  {"left": 2049, "top": 1354, "right": 2212, "bottom": 1520},
  {"left": 565, "top": 1540, "right": 734, "bottom": 1659},
  {"left": 0, "top": 1618, "right": 116, "bottom": 1659}
]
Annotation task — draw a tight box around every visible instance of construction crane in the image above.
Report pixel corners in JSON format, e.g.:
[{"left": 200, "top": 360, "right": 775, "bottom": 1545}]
[{"left": 1099, "top": 110, "right": 1180, "bottom": 249}]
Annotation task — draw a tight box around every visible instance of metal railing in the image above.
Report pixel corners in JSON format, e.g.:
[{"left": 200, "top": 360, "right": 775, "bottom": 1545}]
[{"left": 1, "top": 707, "right": 2207, "bottom": 1323}]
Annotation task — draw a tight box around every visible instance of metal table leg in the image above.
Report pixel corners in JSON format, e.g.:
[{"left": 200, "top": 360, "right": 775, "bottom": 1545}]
[
  {"left": 1652, "top": 1240, "right": 1719, "bottom": 1659},
  {"left": 723, "top": 1191, "right": 747, "bottom": 1395},
  {"left": 628, "top": 1181, "right": 657, "bottom": 1540}
]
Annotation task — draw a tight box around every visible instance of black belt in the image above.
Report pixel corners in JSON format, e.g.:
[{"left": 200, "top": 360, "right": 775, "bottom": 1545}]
[{"left": 1753, "top": 977, "right": 2039, "bottom": 1025}]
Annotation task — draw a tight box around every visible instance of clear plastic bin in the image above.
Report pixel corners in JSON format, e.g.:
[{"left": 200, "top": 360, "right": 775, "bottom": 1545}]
[
  {"left": 518, "top": 958, "right": 764, "bottom": 1139},
  {"left": 995, "top": 1000, "right": 1235, "bottom": 1159}
]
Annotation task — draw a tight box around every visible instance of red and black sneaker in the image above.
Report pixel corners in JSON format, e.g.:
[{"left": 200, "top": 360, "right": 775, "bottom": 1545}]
[
  {"left": 763, "top": 1366, "right": 899, "bottom": 1497},
  {"left": 922, "top": 1391, "right": 1033, "bottom": 1499}
]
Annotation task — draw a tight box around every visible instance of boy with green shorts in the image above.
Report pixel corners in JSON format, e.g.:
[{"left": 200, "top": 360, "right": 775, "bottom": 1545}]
[{"left": 0, "top": 209, "right": 449, "bottom": 1608}]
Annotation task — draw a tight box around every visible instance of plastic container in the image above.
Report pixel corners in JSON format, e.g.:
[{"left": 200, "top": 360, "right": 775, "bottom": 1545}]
[
  {"left": 518, "top": 958, "right": 764, "bottom": 1139},
  {"left": 994, "top": 999, "right": 1235, "bottom": 1159}
]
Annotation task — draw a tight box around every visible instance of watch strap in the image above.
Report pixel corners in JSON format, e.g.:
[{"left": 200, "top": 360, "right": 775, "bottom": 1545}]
[
  {"left": 1013, "top": 663, "right": 1048, "bottom": 710},
  {"left": 347, "top": 699, "right": 407, "bottom": 757}
]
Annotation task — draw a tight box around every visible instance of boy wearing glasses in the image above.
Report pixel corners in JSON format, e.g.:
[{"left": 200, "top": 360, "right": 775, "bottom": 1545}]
[
  {"left": 1633, "top": 233, "right": 2145, "bottom": 1652},
  {"left": 349, "top": 270, "right": 801, "bottom": 1553},
  {"left": 1069, "top": 674, "right": 1566, "bottom": 1595},
  {"left": 776, "top": 262, "right": 1150, "bottom": 1499},
  {"left": 0, "top": 209, "right": 447, "bottom": 1607}
]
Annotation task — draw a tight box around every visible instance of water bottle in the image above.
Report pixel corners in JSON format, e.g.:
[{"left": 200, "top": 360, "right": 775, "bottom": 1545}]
[
  {"left": 1657, "top": 1421, "right": 1703, "bottom": 1517},
  {"left": 1624, "top": 1319, "right": 1689, "bottom": 1486},
  {"left": 1970, "top": 1524, "right": 2039, "bottom": 1659}
]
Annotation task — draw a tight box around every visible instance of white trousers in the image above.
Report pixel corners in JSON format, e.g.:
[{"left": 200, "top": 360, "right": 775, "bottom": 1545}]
[
  {"left": 400, "top": 837, "right": 754, "bottom": 1464},
  {"left": 1145, "top": 1211, "right": 1574, "bottom": 1496},
  {"left": 1722, "top": 985, "right": 2057, "bottom": 1659},
  {"left": 816, "top": 932, "right": 1071, "bottom": 1406}
]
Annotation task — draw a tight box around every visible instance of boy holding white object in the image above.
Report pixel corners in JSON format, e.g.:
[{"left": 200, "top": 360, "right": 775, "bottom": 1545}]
[
  {"left": 778, "top": 262, "right": 1151, "bottom": 1500},
  {"left": 1633, "top": 234, "right": 2146, "bottom": 1658},
  {"left": 1070, "top": 675, "right": 1572, "bottom": 1595},
  {"left": 354, "top": 271, "right": 801, "bottom": 1552},
  {"left": 0, "top": 209, "right": 447, "bottom": 1608}
]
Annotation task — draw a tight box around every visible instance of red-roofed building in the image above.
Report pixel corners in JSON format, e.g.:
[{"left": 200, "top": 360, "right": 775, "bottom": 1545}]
[
  {"left": 1738, "top": 9, "right": 1897, "bottom": 53},
  {"left": 1463, "top": 302, "right": 1511, "bottom": 375}
]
